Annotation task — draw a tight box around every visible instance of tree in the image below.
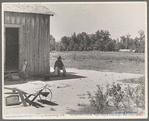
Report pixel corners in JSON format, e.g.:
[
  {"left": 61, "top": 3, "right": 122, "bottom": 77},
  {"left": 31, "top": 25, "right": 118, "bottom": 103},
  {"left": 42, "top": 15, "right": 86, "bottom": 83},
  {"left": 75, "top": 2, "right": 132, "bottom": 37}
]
[
  {"left": 55, "top": 42, "right": 60, "bottom": 51},
  {"left": 120, "top": 36, "right": 127, "bottom": 49},
  {"left": 102, "top": 30, "right": 111, "bottom": 48},
  {"left": 134, "top": 37, "right": 140, "bottom": 52},
  {"left": 95, "top": 30, "right": 103, "bottom": 40},
  {"left": 57, "top": 43, "right": 64, "bottom": 51},
  {"left": 106, "top": 40, "right": 115, "bottom": 51},
  {"left": 93, "top": 39, "right": 100, "bottom": 50},
  {"left": 94, "top": 30, "right": 111, "bottom": 51},
  {"left": 118, "top": 41, "right": 125, "bottom": 49},
  {"left": 114, "top": 43, "right": 120, "bottom": 51},
  {"left": 127, "top": 38, "right": 135, "bottom": 50},
  {"left": 67, "top": 37, "right": 74, "bottom": 51},
  {"left": 60, "top": 36, "right": 71, "bottom": 51},
  {"left": 138, "top": 41, "right": 145, "bottom": 53},
  {"left": 138, "top": 30, "right": 145, "bottom": 53},
  {"left": 125, "top": 33, "right": 131, "bottom": 49},
  {"left": 71, "top": 32, "right": 78, "bottom": 44},
  {"left": 77, "top": 33, "right": 83, "bottom": 48},
  {"left": 94, "top": 38, "right": 104, "bottom": 50},
  {"left": 76, "top": 32, "right": 90, "bottom": 51},
  {"left": 81, "top": 32, "right": 90, "bottom": 51},
  {"left": 49, "top": 35, "right": 56, "bottom": 51},
  {"left": 138, "top": 30, "right": 145, "bottom": 41},
  {"left": 73, "top": 43, "right": 79, "bottom": 51},
  {"left": 89, "top": 34, "right": 96, "bottom": 44},
  {"left": 57, "top": 29, "right": 145, "bottom": 53}
]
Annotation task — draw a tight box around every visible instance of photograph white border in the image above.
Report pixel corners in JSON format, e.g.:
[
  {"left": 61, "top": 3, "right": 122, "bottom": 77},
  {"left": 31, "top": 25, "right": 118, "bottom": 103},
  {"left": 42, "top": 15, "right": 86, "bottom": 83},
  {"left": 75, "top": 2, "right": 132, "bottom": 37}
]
[{"left": 2, "top": 2, "right": 148, "bottom": 119}]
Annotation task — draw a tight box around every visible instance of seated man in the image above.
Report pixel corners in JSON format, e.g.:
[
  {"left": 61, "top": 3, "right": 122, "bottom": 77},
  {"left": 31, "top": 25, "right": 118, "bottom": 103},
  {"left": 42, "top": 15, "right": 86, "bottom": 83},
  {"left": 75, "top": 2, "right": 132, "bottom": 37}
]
[{"left": 54, "top": 56, "right": 67, "bottom": 77}]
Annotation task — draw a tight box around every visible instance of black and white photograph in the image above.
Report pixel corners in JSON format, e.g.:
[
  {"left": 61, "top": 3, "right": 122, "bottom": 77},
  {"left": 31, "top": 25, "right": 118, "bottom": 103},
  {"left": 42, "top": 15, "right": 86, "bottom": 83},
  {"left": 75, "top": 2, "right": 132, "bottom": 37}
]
[{"left": 2, "top": 2, "right": 147, "bottom": 119}]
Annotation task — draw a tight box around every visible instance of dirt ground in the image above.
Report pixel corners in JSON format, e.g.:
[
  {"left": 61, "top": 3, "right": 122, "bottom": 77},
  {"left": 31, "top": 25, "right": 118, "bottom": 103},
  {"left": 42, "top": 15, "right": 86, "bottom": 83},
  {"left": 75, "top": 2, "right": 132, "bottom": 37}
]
[{"left": 3, "top": 67, "right": 143, "bottom": 116}]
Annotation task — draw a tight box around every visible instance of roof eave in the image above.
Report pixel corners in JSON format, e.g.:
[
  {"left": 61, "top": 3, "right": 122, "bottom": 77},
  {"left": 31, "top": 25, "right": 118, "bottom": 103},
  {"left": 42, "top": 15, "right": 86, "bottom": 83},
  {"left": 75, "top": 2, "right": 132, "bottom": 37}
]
[{"left": 4, "top": 11, "right": 54, "bottom": 16}]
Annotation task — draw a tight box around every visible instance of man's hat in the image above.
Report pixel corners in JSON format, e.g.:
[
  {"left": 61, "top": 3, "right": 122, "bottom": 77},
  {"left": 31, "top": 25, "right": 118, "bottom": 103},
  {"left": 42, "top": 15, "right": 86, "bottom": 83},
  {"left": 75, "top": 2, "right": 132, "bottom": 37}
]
[{"left": 57, "top": 56, "right": 62, "bottom": 60}]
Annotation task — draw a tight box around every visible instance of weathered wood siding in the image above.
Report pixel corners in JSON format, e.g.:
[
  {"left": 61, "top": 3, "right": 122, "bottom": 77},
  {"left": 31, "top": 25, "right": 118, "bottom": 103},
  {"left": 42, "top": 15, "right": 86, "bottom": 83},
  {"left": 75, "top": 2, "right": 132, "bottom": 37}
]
[{"left": 4, "top": 11, "right": 50, "bottom": 75}]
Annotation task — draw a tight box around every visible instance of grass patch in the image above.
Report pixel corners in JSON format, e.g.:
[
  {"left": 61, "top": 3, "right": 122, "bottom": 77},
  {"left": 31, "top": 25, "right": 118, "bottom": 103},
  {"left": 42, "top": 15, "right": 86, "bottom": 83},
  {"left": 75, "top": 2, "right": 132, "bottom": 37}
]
[
  {"left": 118, "top": 76, "right": 145, "bottom": 84},
  {"left": 50, "top": 51, "right": 145, "bottom": 74}
]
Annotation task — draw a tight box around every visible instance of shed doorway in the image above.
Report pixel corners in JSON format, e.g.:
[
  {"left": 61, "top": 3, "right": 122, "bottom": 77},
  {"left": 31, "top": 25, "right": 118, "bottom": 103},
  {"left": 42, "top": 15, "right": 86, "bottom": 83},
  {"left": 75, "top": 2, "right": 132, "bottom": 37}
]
[{"left": 5, "top": 28, "right": 19, "bottom": 71}]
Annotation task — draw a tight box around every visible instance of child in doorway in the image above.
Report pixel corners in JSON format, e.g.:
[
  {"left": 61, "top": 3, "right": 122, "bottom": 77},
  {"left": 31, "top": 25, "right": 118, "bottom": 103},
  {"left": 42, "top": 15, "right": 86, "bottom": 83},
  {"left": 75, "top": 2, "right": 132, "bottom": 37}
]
[{"left": 20, "top": 59, "right": 28, "bottom": 80}]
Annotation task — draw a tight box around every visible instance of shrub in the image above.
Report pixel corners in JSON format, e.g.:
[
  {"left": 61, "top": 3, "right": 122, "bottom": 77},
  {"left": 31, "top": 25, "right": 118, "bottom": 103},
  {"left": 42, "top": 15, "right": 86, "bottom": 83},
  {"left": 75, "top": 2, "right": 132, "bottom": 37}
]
[
  {"left": 87, "top": 81, "right": 145, "bottom": 114},
  {"left": 88, "top": 85, "right": 108, "bottom": 113}
]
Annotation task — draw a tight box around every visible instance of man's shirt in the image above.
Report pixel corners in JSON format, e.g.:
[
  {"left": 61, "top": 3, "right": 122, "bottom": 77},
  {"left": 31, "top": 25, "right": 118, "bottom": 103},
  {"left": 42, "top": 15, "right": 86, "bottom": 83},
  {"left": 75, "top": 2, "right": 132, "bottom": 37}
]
[{"left": 54, "top": 60, "right": 64, "bottom": 69}]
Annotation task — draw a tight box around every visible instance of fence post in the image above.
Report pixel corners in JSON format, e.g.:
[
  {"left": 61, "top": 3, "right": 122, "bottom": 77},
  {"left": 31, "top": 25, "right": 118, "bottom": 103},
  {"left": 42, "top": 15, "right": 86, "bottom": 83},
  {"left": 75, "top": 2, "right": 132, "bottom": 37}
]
[{"left": 74, "top": 53, "right": 76, "bottom": 60}]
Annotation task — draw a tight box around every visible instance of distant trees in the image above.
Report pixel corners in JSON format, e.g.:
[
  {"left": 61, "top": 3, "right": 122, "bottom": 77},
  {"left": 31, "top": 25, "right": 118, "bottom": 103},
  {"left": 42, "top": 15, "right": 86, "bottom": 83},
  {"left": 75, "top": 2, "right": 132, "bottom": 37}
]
[
  {"left": 106, "top": 40, "right": 116, "bottom": 51},
  {"left": 49, "top": 35, "right": 56, "bottom": 51},
  {"left": 52, "top": 30, "right": 145, "bottom": 53},
  {"left": 136, "top": 30, "right": 145, "bottom": 53},
  {"left": 115, "top": 31, "right": 145, "bottom": 53}
]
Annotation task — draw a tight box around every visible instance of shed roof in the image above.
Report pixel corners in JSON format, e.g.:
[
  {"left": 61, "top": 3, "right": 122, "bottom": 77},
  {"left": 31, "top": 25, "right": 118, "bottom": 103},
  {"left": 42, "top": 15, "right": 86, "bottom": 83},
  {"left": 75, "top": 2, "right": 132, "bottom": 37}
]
[{"left": 3, "top": 4, "right": 55, "bottom": 16}]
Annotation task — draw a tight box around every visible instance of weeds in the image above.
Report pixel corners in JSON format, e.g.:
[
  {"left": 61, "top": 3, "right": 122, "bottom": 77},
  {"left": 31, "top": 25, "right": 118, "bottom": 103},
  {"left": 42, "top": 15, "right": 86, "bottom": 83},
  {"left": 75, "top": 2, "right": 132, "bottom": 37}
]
[
  {"left": 51, "top": 51, "right": 145, "bottom": 74},
  {"left": 88, "top": 85, "right": 108, "bottom": 113},
  {"left": 86, "top": 80, "right": 145, "bottom": 114},
  {"left": 52, "top": 51, "right": 144, "bottom": 63}
]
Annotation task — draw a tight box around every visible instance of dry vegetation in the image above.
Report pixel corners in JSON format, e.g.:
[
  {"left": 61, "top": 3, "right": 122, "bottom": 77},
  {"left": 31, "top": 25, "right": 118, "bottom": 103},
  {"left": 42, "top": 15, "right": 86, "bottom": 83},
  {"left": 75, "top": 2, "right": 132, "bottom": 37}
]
[
  {"left": 51, "top": 51, "right": 145, "bottom": 114},
  {"left": 67, "top": 77, "right": 145, "bottom": 114},
  {"left": 50, "top": 51, "right": 145, "bottom": 74}
]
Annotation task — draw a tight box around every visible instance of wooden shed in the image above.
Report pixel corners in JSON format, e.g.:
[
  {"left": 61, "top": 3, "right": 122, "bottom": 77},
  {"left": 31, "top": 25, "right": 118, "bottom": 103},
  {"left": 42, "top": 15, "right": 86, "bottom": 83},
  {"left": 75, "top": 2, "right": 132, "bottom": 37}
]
[{"left": 3, "top": 4, "right": 54, "bottom": 76}]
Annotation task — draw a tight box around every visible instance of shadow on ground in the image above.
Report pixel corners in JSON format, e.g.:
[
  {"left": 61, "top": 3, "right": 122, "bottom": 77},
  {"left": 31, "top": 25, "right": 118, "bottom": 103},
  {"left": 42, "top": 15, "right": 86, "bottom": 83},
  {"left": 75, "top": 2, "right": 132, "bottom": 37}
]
[
  {"left": 4, "top": 72, "right": 86, "bottom": 85},
  {"left": 29, "top": 100, "right": 58, "bottom": 108},
  {"left": 47, "top": 72, "right": 86, "bottom": 81},
  {"left": 31, "top": 102, "right": 45, "bottom": 108},
  {"left": 37, "top": 100, "right": 58, "bottom": 106}
]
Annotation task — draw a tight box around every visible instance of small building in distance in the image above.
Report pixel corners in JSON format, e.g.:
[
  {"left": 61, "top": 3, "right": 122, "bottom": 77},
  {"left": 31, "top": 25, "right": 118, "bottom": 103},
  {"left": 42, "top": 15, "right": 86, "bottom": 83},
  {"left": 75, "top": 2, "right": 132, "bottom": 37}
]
[
  {"left": 3, "top": 4, "right": 54, "bottom": 75},
  {"left": 119, "top": 49, "right": 135, "bottom": 52}
]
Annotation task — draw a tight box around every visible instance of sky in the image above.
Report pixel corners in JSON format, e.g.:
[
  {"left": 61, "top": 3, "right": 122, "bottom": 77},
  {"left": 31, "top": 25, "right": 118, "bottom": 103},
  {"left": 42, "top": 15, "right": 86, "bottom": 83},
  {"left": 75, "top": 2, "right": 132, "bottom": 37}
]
[{"left": 42, "top": 2, "right": 146, "bottom": 42}]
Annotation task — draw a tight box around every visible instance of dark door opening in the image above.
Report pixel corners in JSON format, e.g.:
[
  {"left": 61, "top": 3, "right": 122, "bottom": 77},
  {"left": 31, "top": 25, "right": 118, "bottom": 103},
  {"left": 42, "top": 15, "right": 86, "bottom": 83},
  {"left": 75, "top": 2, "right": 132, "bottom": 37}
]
[{"left": 5, "top": 28, "right": 19, "bottom": 71}]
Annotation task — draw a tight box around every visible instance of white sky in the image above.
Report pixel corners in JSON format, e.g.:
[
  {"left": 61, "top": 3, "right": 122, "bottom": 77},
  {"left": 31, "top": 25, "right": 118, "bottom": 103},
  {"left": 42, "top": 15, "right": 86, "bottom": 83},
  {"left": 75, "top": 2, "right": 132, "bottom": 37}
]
[{"left": 43, "top": 2, "right": 146, "bottom": 41}]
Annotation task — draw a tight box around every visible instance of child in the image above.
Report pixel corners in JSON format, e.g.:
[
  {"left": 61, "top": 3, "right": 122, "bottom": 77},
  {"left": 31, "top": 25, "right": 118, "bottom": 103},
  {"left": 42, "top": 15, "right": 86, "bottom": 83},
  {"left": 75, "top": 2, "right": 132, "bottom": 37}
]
[{"left": 20, "top": 59, "right": 28, "bottom": 80}]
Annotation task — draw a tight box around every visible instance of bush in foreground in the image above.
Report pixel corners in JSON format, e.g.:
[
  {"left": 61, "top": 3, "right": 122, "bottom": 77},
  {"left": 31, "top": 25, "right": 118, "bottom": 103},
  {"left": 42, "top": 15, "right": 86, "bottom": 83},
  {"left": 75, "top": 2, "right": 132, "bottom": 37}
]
[
  {"left": 68, "top": 78, "right": 145, "bottom": 114},
  {"left": 88, "top": 81, "right": 145, "bottom": 114}
]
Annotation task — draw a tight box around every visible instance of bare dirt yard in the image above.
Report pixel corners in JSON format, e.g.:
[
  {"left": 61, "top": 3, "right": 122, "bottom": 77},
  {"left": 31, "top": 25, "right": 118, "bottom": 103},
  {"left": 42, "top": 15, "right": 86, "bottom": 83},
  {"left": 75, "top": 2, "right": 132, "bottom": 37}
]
[{"left": 3, "top": 51, "right": 145, "bottom": 116}]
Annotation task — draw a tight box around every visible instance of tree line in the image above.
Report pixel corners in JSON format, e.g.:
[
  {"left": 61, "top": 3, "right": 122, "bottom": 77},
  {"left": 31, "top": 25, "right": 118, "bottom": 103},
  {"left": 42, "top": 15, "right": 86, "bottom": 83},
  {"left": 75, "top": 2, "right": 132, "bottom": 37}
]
[{"left": 49, "top": 30, "right": 145, "bottom": 53}]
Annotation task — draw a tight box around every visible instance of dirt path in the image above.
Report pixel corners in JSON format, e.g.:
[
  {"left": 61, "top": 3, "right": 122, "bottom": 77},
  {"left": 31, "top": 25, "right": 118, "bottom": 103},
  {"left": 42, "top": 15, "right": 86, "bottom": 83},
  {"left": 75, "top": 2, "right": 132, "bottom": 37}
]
[{"left": 3, "top": 68, "right": 143, "bottom": 115}]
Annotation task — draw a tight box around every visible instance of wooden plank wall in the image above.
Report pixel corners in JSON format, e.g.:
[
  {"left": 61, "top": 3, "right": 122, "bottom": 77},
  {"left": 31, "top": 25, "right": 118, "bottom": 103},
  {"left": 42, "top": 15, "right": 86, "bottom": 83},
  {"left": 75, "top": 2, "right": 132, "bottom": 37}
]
[
  {"left": 39, "top": 14, "right": 43, "bottom": 75},
  {"left": 46, "top": 16, "right": 49, "bottom": 74},
  {"left": 4, "top": 12, "right": 50, "bottom": 75}
]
